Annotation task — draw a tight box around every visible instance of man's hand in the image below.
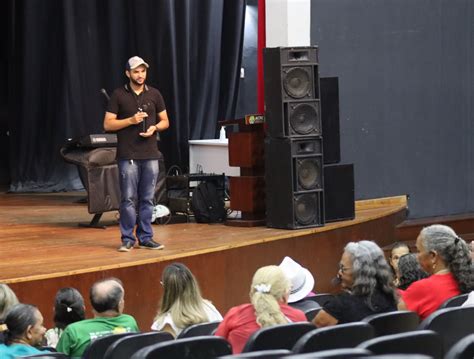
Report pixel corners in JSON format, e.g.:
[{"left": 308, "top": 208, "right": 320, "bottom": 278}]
[
  {"left": 139, "top": 125, "right": 156, "bottom": 137},
  {"left": 130, "top": 111, "right": 148, "bottom": 125}
]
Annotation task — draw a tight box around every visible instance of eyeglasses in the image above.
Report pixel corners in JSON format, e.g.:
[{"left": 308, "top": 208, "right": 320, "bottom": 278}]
[{"left": 338, "top": 263, "right": 352, "bottom": 274}]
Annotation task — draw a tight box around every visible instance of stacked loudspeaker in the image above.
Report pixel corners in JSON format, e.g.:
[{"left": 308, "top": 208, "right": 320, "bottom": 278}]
[
  {"left": 264, "top": 47, "right": 324, "bottom": 229},
  {"left": 264, "top": 46, "right": 355, "bottom": 229}
]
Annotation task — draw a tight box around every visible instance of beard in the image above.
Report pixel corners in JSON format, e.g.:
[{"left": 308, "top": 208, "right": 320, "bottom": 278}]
[{"left": 130, "top": 77, "right": 145, "bottom": 87}]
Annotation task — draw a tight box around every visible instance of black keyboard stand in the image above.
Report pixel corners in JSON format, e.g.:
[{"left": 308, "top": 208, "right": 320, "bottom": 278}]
[{"left": 78, "top": 213, "right": 107, "bottom": 229}]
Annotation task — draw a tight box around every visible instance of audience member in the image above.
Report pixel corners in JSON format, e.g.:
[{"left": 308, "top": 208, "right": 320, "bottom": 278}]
[
  {"left": 397, "top": 253, "right": 428, "bottom": 291},
  {"left": 151, "top": 262, "right": 222, "bottom": 337},
  {"left": 0, "top": 284, "right": 19, "bottom": 343},
  {"left": 279, "top": 256, "right": 316, "bottom": 303},
  {"left": 398, "top": 224, "right": 474, "bottom": 319},
  {"left": 279, "top": 256, "right": 320, "bottom": 313},
  {"left": 56, "top": 277, "right": 138, "bottom": 357},
  {"left": 215, "top": 265, "right": 306, "bottom": 354},
  {"left": 0, "top": 303, "right": 49, "bottom": 358},
  {"left": 389, "top": 242, "right": 410, "bottom": 287},
  {"left": 45, "top": 287, "right": 85, "bottom": 348},
  {"left": 470, "top": 240, "right": 474, "bottom": 260},
  {"left": 314, "top": 240, "right": 397, "bottom": 327}
]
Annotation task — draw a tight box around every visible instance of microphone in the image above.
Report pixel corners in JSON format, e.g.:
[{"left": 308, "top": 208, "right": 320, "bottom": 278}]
[
  {"left": 100, "top": 88, "right": 110, "bottom": 101},
  {"left": 140, "top": 103, "right": 149, "bottom": 132},
  {"left": 331, "top": 275, "right": 342, "bottom": 287}
]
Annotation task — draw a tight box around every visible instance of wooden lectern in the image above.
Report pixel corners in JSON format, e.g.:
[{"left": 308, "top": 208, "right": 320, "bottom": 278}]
[{"left": 219, "top": 116, "right": 266, "bottom": 227}]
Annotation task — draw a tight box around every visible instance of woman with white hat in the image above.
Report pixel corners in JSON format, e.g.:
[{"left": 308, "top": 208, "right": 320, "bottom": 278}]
[{"left": 278, "top": 256, "right": 316, "bottom": 303}]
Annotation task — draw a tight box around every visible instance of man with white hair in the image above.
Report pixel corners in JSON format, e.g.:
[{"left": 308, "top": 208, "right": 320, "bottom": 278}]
[{"left": 57, "top": 278, "right": 138, "bottom": 357}]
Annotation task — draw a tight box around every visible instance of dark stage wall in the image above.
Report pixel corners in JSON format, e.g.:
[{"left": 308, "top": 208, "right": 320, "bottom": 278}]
[{"left": 311, "top": 0, "right": 474, "bottom": 218}]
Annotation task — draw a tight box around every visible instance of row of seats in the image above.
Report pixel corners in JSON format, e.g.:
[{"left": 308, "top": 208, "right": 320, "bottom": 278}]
[
  {"left": 19, "top": 297, "right": 473, "bottom": 359},
  {"left": 18, "top": 332, "right": 474, "bottom": 359}
]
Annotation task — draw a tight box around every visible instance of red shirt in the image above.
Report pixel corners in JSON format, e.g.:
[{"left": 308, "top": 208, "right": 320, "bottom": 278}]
[
  {"left": 215, "top": 303, "right": 307, "bottom": 354},
  {"left": 401, "top": 273, "right": 461, "bottom": 320}
]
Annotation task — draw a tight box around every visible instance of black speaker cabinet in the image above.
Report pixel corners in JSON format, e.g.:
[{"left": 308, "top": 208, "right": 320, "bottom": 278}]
[
  {"left": 324, "top": 164, "right": 355, "bottom": 222},
  {"left": 264, "top": 47, "right": 321, "bottom": 138},
  {"left": 320, "top": 77, "right": 341, "bottom": 164},
  {"left": 265, "top": 137, "right": 324, "bottom": 229}
]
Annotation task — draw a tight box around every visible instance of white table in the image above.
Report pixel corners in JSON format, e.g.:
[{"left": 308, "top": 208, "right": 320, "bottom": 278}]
[{"left": 188, "top": 139, "right": 240, "bottom": 176}]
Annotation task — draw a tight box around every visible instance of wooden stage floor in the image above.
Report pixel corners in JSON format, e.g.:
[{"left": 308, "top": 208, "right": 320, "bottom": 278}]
[{"left": 0, "top": 191, "right": 407, "bottom": 329}]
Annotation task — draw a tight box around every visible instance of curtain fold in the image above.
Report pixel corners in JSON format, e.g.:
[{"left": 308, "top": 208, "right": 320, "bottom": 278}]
[{"left": 9, "top": 0, "right": 245, "bottom": 191}]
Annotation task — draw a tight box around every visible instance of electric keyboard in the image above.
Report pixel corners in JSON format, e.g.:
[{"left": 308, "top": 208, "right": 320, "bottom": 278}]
[{"left": 75, "top": 134, "right": 117, "bottom": 148}]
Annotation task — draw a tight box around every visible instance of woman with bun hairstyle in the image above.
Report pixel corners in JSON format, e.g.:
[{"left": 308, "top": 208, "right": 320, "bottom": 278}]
[
  {"left": 399, "top": 224, "right": 473, "bottom": 319},
  {"left": 45, "top": 287, "right": 85, "bottom": 347}
]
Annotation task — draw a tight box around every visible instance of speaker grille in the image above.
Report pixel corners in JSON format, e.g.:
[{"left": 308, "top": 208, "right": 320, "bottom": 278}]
[
  {"left": 294, "top": 193, "right": 318, "bottom": 225},
  {"left": 297, "top": 158, "right": 322, "bottom": 191},
  {"left": 289, "top": 102, "right": 320, "bottom": 135},
  {"left": 283, "top": 67, "right": 312, "bottom": 99}
]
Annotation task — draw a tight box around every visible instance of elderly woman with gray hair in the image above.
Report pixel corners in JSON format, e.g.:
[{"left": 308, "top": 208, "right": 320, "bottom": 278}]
[
  {"left": 314, "top": 240, "right": 397, "bottom": 327},
  {"left": 398, "top": 224, "right": 473, "bottom": 319}
]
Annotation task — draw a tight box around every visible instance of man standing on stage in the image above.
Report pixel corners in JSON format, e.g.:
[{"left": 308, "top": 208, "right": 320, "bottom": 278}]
[{"left": 104, "top": 56, "right": 169, "bottom": 252}]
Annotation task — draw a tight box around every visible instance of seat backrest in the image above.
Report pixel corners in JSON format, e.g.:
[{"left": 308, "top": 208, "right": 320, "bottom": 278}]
[
  {"left": 418, "top": 306, "right": 474, "bottom": 353},
  {"left": 284, "top": 348, "right": 373, "bottom": 358},
  {"left": 362, "top": 310, "right": 420, "bottom": 337},
  {"left": 358, "top": 330, "right": 443, "bottom": 359},
  {"left": 439, "top": 293, "right": 469, "bottom": 309},
  {"left": 290, "top": 299, "right": 321, "bottom": 310},
  {"left": 289, "top": 300, "right": 321, "bottom": 321},
  {"left": 177, "top": 320, "right": 221, "bottom": 339},
  {"left": 82, "top": 332, "right": 137, "bottom": 359},
  {"left": 18, "top": 354, "right": 69, "bottom": 359},
  {"left": 103, "top": 331, "right": 174, "bottom": 359},
  {"left": 130, "top": 335, "right": 232, "bottom": 359},
  {"left": 293, "top": 321, "right": 374, "bottom": 353},
  {"left": 306, "top": 294, "right": 334, "bottom": 307},
  {"left": 218, "top": 349, "right": 292, "bottom": 358},
  {"left": 242, "top": 322, "right": 315, "bottom": 352},
  {"left": 444, "top": 333, "right": 474, "bottom": 359}
]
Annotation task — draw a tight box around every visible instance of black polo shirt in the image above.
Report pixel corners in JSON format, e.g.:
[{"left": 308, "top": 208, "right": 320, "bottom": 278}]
[{"left": 107, "top": 84, "right": 166, "bottom": 160}]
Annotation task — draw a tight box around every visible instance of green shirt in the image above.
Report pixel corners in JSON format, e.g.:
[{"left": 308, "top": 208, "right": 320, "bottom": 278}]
[{"left": 56, "top": 314, "right": 139, "bottom": 358}]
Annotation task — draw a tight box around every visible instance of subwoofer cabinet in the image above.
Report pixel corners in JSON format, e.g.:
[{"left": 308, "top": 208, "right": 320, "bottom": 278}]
[{"left": 264, "top": 137, "right": 324, "bottom": 229}]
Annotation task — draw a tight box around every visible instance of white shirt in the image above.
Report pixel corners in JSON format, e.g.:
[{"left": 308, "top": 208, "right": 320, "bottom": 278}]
[{"left": 151, "top": 300, "right": 222, "bottom": 336}]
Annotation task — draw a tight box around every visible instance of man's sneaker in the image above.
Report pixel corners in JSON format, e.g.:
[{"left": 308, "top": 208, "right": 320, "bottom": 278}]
[
  {"left": 139, "top": 240, "right": 165, "bottom": 250},
  {"left": 118, "top": 242, "right": 134, "bottom": 252}
]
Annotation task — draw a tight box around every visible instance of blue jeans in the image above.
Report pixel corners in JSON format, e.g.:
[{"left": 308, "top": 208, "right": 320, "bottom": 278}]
[{"left": 118, "top": 159, "right": 159, "bottom": 244}]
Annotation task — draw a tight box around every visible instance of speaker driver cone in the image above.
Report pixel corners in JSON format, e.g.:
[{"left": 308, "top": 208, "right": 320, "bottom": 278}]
[
  {"left": 297, "top": 159, "right": 320, "bottom": 190},
  {"left": 290, "top": 103, "right": 318, "bottom": 135},
  {"left": 283, "top": 67, "right": 311, "bottom": 98},
  {"left": 294, "top": 194, "right": 317, "bottom": 225}
]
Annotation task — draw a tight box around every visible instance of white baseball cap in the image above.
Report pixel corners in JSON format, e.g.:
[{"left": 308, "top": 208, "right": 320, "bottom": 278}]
[{"left": 126, "top": 56, "right": 149, "bottom": 70}]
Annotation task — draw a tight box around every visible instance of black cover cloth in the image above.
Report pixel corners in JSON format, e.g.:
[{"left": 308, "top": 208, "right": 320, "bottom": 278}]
[{"left": 8, "top": 0, "right": 245, "bottom": 191}]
